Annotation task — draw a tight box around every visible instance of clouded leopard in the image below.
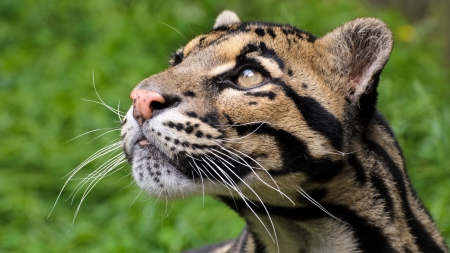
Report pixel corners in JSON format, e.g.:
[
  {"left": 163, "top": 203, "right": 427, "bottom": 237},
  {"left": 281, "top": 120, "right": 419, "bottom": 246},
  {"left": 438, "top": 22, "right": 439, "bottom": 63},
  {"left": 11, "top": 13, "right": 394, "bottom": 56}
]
[{"left": 115, "top": 10, "right": 448, "bottom": 253}]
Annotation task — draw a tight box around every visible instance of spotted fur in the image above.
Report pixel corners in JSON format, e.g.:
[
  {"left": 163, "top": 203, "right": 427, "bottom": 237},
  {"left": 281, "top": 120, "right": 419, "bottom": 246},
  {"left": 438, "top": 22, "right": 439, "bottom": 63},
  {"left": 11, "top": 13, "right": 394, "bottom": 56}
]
[{"left": 120, "top": 11, "right": 448, "bottom": 253}]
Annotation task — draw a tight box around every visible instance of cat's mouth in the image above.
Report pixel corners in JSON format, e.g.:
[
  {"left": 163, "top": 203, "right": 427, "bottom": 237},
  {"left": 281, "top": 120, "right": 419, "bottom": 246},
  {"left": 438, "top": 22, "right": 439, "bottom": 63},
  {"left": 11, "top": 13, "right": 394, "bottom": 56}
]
[{"left": 138, "top": 138, "right": 151, "bottom": 147}]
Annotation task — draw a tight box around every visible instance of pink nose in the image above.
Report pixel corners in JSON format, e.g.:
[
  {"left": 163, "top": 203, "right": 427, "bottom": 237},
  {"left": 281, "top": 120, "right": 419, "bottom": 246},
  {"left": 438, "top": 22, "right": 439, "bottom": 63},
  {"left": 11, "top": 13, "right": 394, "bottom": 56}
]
[{"left": 130, "top": 89, "right": 165, "bottom": 126}]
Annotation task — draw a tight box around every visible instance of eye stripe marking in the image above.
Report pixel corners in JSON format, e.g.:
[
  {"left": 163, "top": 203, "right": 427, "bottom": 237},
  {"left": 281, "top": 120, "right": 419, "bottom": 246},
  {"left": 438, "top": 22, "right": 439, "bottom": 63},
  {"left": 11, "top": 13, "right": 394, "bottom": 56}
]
[
  {"left": 271, "top": 79, "right": 343, "bottom": 150},
  {"left": 244, "top": 91, "right": 276, "bottom": 100}
]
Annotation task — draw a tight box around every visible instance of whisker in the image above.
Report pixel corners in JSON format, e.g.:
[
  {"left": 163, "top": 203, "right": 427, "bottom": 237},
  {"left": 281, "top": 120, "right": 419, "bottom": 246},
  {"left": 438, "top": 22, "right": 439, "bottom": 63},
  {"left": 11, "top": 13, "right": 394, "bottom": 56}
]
[
  {"left": 202, "top": 154, "right": 279, "bottom": 247},
  {"left": 298, "top": 188, "right": 347, "bottom": 225},
  {"left": 86, "top": 128, "right": 122, "bottom": 144},
  {"left": 49, "top": 142, "right": 122, "bottom": 218},
  {"left": 64, "top": 127, "right": 121, "bottom": 144},
  {"left": 158, "top": 21, "right": 187, "bottom": 40}
]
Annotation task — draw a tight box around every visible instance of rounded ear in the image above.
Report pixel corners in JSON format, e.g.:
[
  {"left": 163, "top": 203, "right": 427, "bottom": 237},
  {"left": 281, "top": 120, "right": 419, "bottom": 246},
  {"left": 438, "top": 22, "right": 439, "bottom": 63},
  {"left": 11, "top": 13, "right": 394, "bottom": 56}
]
[
  {"left": 213, "top": 10, "right": 241, "bottom": 29},
  {"left": 319, "top": 18, "right": 393, "bottom": 102}
]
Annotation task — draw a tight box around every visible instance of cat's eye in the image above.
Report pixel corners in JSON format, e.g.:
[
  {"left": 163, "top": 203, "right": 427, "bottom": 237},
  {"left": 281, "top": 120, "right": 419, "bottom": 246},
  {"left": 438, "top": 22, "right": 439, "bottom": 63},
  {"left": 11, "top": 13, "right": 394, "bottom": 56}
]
[{"left": 236, "top": 69, "right": 265, "bottom": 88}]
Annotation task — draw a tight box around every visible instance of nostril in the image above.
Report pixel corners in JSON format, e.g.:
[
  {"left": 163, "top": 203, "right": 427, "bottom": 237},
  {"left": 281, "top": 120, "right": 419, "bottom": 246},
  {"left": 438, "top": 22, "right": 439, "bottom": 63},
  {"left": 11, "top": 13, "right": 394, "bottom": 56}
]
[
  {"left": 150, "top": 95, "right": 181, "bottom": 118},
  {"left": 150, "top": 101, "right": 166, "bottom": 111}
]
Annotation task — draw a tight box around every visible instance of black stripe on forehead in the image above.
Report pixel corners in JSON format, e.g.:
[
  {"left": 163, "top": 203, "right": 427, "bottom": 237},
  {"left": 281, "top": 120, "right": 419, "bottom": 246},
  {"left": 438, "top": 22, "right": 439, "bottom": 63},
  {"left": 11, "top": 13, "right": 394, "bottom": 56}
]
[
  {"left": 236, "top": 42, "right": 285, "bottom": 71},
  {"left": 196, "top": 22, "right": 316, "bottom": 51}
]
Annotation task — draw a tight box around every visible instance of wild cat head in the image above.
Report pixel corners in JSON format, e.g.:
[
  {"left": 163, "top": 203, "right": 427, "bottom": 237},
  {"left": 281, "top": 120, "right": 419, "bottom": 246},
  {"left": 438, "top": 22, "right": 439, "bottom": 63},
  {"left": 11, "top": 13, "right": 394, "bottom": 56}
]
[{"left": 120, "top": 10, "right": 393, "bottom": 202}]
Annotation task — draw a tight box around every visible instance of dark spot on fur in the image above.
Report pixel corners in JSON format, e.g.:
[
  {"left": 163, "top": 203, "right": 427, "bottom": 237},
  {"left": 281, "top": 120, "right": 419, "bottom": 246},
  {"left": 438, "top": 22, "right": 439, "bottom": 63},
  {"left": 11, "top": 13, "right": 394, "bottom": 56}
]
[
  {"left": 198, "top": 36, "right": 206, "bottom": 46},
  {"left": 302, "top": 83, "right": 308, "bottom": 88},
  {"left": 267, "top": 28, "right": 276, "bottom": 38},
  {"left": 174, "top": 139, "right": 180, "bottom": 145},
  {"left": 199, "top": 112, "right": 220, "bottom": 126},
  {"left": 206, "top": 134, "right": 212, "bottom": 139},
  {"left": 169, "top": 49, "right": 184, "bottom": 66},
  {"left": 255, "top": 28, "right": 265, "bottom": 36},
  {"left": 195, "top": 131, "right": 204, "bottom": 137},
  {"left": 181, "top": 141, "right": 190, "bottom": 147},
  {"left": 183, "top": 91, "right": 196, "bottom": 97},
  {"left": 175, "top": 123, "right": 184, "bottom": 131},
  {"left": 185, "top": 126, "right": 194, "bottom": 134},
  {"left": 249, "top": 101, "right": 257, "bottom": 105},
  {"left": 187, "top": 111, "right": 198, "bottom": 118},
  {"left": 165, "top": 136, "right": 171, "bottom": 141},
  {"left": 288, "top": 69, "right": 293, "bottom": 76},
  {"left": 167, "top": 122, "right": 175, "bottom": 128}
]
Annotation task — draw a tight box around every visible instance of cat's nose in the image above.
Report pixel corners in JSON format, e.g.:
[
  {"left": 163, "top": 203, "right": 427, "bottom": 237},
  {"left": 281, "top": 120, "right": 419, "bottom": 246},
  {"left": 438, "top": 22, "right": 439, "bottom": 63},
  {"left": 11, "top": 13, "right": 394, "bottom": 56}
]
[{"left": 130, "top": 89, "right": 166, "bottom": 126}]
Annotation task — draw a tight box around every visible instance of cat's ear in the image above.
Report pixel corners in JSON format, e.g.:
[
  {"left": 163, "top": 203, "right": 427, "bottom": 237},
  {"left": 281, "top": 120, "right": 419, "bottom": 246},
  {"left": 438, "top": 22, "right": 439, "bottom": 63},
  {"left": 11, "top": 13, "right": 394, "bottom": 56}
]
[
  {"left": 320, "top": 18, "right": 393, "bottom": 102},
  {"left": 213, "top": 10, "right": 241, "bottom": 29}
]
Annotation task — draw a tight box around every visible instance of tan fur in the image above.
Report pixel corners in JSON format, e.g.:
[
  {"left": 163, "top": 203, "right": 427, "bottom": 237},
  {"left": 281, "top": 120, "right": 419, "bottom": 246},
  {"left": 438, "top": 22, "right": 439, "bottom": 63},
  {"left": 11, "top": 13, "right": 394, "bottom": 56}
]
[{"left": 120, "top": 11, "right": 448, "bottom": 253}]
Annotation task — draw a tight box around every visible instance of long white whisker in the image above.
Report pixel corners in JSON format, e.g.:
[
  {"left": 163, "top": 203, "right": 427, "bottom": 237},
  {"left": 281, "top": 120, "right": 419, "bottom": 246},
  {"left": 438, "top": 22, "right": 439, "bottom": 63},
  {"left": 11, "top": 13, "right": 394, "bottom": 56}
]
[
  {"left": 218, "top": 117, "right": 270, "bottom": 142},
  {"left": 64, "top": 128, "right": 121, "bottom": 144},
  {"left": 49, "top": 142, "right": 122, "bottom": 217},
  {"left": 72, "top": 155, "right": 126, "bottom": 225},
  {"left": 86, "top": 129, "right": 123, "bottom": 144},
  {"left": 81, "top": 99, "right": 125, "bottom": 117},
  {"left": 298, "top": 188, "right": 347, "bottom": 225},
  {"left": 203, "top": 154, "right": 278, "bottom": 247}
]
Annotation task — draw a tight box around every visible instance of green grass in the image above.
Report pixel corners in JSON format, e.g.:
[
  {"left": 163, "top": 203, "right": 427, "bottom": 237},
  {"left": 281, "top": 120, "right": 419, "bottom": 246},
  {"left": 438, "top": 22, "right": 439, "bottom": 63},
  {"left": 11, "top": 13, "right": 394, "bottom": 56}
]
[{"left": 1, "top": 0, "right": 449, "bottom": 252}]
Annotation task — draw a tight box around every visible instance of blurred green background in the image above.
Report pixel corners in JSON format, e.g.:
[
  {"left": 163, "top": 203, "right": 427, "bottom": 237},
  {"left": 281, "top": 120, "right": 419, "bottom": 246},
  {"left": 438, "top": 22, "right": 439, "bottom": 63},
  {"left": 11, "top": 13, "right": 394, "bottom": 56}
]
[{"left": 1, "top": 0, "right": 449, "bottom": 252}]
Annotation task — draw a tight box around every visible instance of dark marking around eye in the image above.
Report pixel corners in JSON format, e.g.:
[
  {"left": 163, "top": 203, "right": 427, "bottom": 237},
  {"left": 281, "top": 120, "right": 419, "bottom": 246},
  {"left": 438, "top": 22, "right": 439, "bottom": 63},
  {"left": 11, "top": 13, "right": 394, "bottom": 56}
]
[
  {"left": 186, "top": 111, "right": 198, "bottom": 118},
  {"left": 288, "top": 69, "right": 293, "bottom": 76},
  {"left": 267, "top": 28, "right": 276, "bottom": 38},
  {"left": 239, "top": 43, "right": 259, "bottom": 57},
  {"left": 183, "top": 91, "right": 196, "bottom": 97},
  {"left": 245, "top": 91, "right": 276, "bottom": 100},
  {"left": 249, "top": 101, "right": 257, "bottom": 105},
  {"left": 259, "top": 42, "right": 285, "bottom": 70},
  {"left": 255, "top": 28, "right": 265, "bottom": 36}
]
